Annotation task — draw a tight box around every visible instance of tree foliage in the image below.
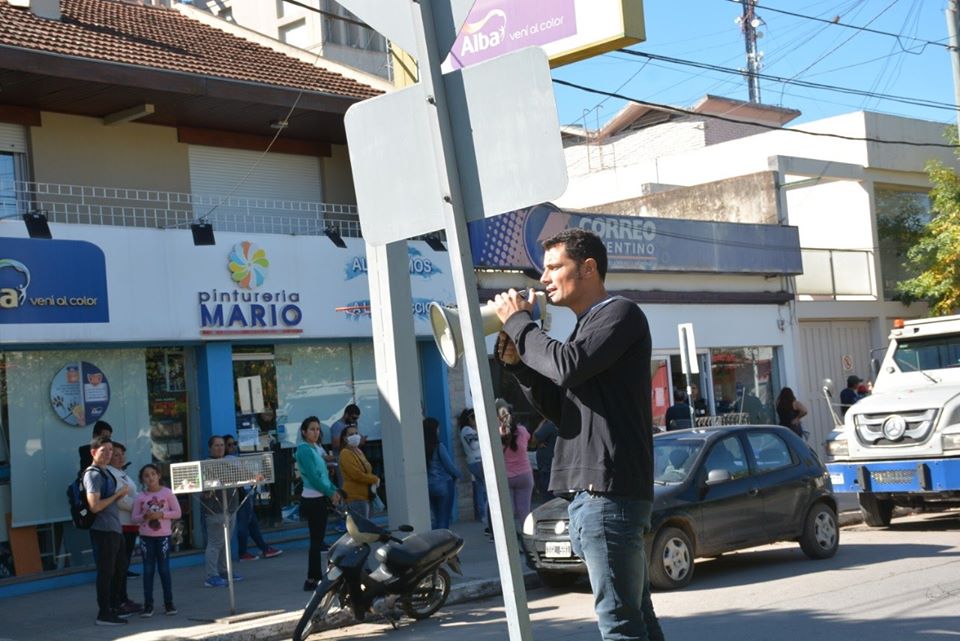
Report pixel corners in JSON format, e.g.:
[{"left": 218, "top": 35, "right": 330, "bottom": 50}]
[{"left": 897, "top": 130, "right": 960, "bottom": 315}]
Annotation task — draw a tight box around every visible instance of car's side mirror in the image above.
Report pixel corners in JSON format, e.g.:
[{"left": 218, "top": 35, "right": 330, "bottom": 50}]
[{"left": 705, "top": 469, "right": 731, "bottom": 485}]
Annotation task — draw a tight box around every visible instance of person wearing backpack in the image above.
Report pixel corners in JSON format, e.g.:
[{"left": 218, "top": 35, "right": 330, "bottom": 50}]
[{"left": 83, "top": 435, "right": 131, "bottom": 626}]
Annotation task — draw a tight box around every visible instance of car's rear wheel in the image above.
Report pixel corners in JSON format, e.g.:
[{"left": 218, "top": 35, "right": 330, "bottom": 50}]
[
  {"left": 799, "top": 503, "right": 839, "bottom": 559},
  {"left": 858, "top": 493, "right": 894, "bottom": 527},
  {"left": 649, "top": 526, "right": 694, "bottom": 590},
  {"left": 536, "top": 570, "right": 580, "bottom": 589}
]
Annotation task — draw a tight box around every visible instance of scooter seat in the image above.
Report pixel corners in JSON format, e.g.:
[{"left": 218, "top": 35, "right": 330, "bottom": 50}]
[{"left": 382, "top": 529, "right": 463, "bottom": 571}]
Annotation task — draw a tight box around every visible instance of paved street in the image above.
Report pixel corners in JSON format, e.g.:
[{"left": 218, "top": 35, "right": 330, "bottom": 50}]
[{"left": 300, "top": 511, "right": 960, "bottom": 641}]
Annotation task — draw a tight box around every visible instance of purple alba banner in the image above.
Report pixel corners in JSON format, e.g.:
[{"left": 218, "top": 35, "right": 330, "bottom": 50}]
[{"left": 446, "top": 0, "right": 577, "bottom": 70}]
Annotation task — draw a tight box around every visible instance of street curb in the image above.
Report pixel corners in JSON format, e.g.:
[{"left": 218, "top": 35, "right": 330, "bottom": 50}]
[
  {"left": 838, "top": 510, "right": 863, "bottom": 527},
  {"left": 183, "top": 571, "right": 539, "bottom": 641}
]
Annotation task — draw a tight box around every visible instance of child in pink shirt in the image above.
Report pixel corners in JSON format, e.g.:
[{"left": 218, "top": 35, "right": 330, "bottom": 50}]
[{"left": 132, "top": 464, "right": 182, "bottom": 617}]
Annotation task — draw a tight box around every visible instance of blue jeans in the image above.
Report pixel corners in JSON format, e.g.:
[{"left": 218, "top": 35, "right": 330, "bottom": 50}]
[
  {"left": 140, "top": 536, "right": 173, "bottom": 607},
  {"left": 568, "top": 492, "right": 664, "bottom": 641},
  {"left": 346, "top": 499, "right": 370, "bottom": 520},
  {"left": 236, "top": 492, "right": 269, "bottom": 556},
  {"left": 428, "top": 480, "right": 454, "bottom": 529},
  {"left": 467, "top": 461, "right": 488, "bottom": 527}
]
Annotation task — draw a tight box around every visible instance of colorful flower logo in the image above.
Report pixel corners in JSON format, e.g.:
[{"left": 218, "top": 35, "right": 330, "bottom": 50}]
[{"left": 228, "top": 241, "right": 269, "bottom": 289}]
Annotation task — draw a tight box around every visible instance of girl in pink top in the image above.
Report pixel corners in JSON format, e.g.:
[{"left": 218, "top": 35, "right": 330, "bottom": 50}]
[
  {"left": 497, "top": 400, "right": 534, "bottom": 531},
  {"left": 132, "top": 464, "right": 182, "bottom": 616}
]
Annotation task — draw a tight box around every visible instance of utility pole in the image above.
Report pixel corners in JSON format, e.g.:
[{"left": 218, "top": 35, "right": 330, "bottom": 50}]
[
  {"left": 739, "top": 0, "right": 762, "bottom": 103},
  {"left": 947, "top": 0, "right": 960, "bottom": 132}
]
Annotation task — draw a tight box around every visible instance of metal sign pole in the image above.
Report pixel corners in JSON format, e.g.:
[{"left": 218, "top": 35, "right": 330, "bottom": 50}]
[
  {"left": 408, "top": 3, "right": 532, "bottom": 640},
  {"left": 222, "top": 488, "right": 236, "bottom": 615}
]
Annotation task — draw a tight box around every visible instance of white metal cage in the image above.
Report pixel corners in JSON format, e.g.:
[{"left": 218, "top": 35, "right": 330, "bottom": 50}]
[{"left": 170, "top": 453, "right": 275, "bottom": 494}]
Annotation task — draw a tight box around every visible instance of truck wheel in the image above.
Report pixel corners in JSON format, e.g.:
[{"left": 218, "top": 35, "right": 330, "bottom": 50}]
[
  {"left": 859, "top": 493, "right": 894, "bottom": 527},
  {"left": 799, "top": 503, "right": 839, "bottom": 559},
  {"left": 649, "top": 527, "right": 694, "bottom": 590}
]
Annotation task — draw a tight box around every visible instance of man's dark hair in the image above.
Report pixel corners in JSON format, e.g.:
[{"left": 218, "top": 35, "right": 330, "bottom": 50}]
[
  {"left": 208, "top": 434, "right": 224, "bottom": 448},
  {"left": 542, "top": 228, "right": 608, "bottom": 280},
  {"left": 90, "top": 435, "right": 113, "bottom": 451},
  {"left": 344, "top": 404, "right": 361, "bottom": 418},
  {"left": 673, "top": 389, "right": 687, "bottom": 403},
  {"left": 111, "top": 441, "right": 126, "bottom": 453},
  {"left": 92, "top": 420, "right": 113, "bottom": 437}
]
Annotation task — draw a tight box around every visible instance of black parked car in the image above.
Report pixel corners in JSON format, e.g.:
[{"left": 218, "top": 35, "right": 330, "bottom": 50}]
[{"left": 521, "top": 425, "right": 839, "bottom": 589}]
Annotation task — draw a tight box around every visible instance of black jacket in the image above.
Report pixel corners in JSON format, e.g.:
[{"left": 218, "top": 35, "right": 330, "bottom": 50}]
[{"left": 501, "top": 297, "right": 653, "bottom": 500}]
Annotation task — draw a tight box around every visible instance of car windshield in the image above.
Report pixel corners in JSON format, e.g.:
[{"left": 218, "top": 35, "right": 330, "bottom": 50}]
[
  {"left": 893, "top": 335, "right": 960, "bottom": 371},
  {"left": 654, "top": 438, "right": 705, "bottom": 484}
]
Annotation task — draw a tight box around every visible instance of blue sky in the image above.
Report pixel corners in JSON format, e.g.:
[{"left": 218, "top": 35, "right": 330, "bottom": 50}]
[{"left": 551, "top": 0, "right": 953, "bottom": 130}]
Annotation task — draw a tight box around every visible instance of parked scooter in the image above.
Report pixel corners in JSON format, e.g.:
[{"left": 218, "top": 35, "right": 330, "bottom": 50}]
[{"left": 293, "top": 507, "right": 464, "bottom": 641}]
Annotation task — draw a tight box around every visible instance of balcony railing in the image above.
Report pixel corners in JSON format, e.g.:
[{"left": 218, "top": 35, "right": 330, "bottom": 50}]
[
  {"left": 1, "top": 180, "right": 362, "bottom": 238},
  {"left": 795, "top": 248, "right": 876, "bottom": 299}
]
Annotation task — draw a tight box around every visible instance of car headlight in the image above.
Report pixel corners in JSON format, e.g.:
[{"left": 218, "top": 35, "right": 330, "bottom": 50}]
[
  {"left": 522, "top": 513, "right": 535, "bottom": 536},
  {"left": 943, "top": 432, "right": 960, "bottom": 452},
  {"left": 825, "top": 438, "right": 848, "bottom": 458}
]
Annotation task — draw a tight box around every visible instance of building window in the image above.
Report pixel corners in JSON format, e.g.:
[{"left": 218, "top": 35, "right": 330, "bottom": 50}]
[
  {"left": 876, "top": 188, "right": 931, "bottom": 301},
  {"left": 708, "top": 347, "right": 780, "bottom": 424},
  {"left": 320, "top": 0, "right": 387, "bottom": 52},
  {"left": 0, "top": 153, "right": 22, "bottom": 217}
]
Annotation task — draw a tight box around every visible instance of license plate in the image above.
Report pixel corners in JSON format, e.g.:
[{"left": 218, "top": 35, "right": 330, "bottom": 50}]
[
  {"left": 829, "top": 472, "right": 844, "bottom": 485},
  {"left": 545, "top": 541, "right": 572, "bottom": 558}
]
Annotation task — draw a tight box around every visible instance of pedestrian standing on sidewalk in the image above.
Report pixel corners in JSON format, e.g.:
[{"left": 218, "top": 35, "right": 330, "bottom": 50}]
[
  {"left": 496, "top": 399, "right": 534, "bottom": 532},
  {"left": 225, "top": 435, "right": 283, "bottom": 562},
  {"left": 200, "top": 435, "right": 240, "bottom": 588},
  {"left": 493, "top": 228, "right": 665, "bottom": 641},
  {"left": 424, "top": 417, "right": 460, "bottom": 530},
  {"left": 338, "top": 424, "right": 380, "bottom": 520},
  {"left": 84, "top": 436, "right": 132, "bottom": 626},
  {"left": 296, "top": 416, "right": 342, "bottom": 592},
  {"left": 108, "top": 442, "right": 142, "bottom": 614},
  {"left": 458, "top": 408, "right": 490, "bottom": 534},
  {"left": 132, "top": 463, "right": 181, "bottom": 617}
]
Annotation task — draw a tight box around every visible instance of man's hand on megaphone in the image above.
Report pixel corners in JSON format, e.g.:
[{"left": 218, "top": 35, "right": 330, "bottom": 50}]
[
  {"left": 496, "top": 331, "right": 521, "bottom": 366},
  {"left": 492, "top": 288, "right": 535, "bottom": 324}
]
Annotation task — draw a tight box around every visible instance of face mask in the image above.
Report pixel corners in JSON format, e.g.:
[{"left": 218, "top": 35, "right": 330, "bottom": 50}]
[{"left": 346, "top": 434, "right": 362, "bottom": 447}]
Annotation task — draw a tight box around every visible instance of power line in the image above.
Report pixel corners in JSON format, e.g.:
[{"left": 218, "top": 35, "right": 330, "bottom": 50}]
[
  {"left": 550, "top": 78, "right": 958, "bottom": 149},
  {"left": 725, "top": 0, "right": 950, "bottom": 52},
  {"left": 616, "top": 49, "right": 959, "bottom": 113}
]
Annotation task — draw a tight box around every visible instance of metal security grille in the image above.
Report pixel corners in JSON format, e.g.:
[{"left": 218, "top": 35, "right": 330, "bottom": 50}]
[{"left": 170, "top": 453, "right": 275, "bottom": 494}]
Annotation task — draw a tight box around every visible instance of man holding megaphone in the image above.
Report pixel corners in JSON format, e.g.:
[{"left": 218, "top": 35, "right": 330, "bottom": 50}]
[{"left": 491, "top": 228, "right": 665, "bottom": 641}]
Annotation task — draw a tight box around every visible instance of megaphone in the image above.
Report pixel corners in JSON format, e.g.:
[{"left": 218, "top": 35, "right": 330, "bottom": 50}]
[{"left": 429, "top": 291, "right": 551, "bottom": 368}]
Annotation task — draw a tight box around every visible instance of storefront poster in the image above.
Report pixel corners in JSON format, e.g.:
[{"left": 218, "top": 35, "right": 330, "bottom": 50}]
[
  {"left": 49, "top": 361, "right": 110, "bottom": 427},
  {"left": 0, "top": 238, "right": 109, "bottom": 324}
]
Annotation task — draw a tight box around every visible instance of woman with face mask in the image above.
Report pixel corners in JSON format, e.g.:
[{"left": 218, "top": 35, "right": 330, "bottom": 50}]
[{"left": 337, "top": 425, "right": 380, "bottom": 519}]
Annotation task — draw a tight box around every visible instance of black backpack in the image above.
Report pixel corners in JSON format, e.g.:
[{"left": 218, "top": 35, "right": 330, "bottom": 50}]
[{"left": 67, "top": 466, "right": 113, "bottom": 530}]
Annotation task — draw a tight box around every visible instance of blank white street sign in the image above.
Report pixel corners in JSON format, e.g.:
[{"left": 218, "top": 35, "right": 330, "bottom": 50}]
[
  {"left": 344, "top": 83, "right": 447, "bottom": 246},
  {"left": 345, "top": 46, "right": 567, "bottom": 245},
  {"left": 445, "top": 46, "right": 567, "bottom": 221}
]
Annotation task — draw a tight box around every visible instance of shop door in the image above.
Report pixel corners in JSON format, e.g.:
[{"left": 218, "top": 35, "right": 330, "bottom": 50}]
[
  {"left": 669, "top": 353, "right": 713, "bottom": 419},
  {"left": 799, "top": 321, "right": 872, "bottom": 447},
  {"left": 232, "top": 348, "right": 287, "bottom": 526}
]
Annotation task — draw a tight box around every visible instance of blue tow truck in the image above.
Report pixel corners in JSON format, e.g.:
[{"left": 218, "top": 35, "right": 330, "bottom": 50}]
[{"left": 824, "top": 315, "right": 960, "bottom": 526}]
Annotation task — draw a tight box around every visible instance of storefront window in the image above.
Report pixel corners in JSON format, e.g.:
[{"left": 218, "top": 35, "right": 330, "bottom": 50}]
[
  {"left": 145, "top": 348, "right": 193, "bottom": 551},
  {"left": 230, "top": 342, "right": 383, "bottom": 528},
  {"left": 708, "top": 347, "right": 780, "bottom": 424}
]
